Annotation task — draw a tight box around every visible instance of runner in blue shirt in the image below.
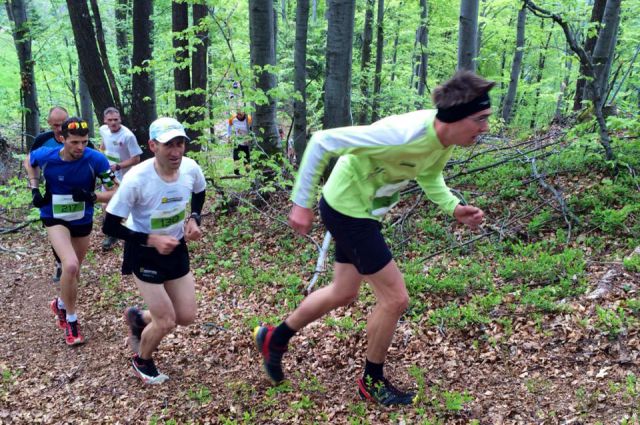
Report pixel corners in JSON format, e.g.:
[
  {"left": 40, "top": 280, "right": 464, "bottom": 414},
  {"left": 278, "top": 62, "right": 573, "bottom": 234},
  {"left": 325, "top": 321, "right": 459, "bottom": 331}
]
[
  {"left": 25, "top": 117, "right": 117, "bottom": 346},
  {"left": 24, "top": 106, "right": 98, "bottom": 284}
]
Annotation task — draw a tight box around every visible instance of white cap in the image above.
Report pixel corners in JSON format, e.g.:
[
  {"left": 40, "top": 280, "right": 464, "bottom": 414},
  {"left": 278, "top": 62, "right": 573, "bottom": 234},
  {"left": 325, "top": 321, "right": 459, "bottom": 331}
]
[{"left": 149, "top": 117, "right": 190, "bottom": 143}]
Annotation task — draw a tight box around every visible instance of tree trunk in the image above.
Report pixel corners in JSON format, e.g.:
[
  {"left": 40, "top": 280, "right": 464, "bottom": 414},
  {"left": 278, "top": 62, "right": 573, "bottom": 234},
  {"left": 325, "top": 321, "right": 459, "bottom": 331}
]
[
  {"left": 6, "top": 0, "right": 39, "bottom": 149},
  {"left": 131, "top": 0, "right": 156, "bottom": 155},
  {"left": 357, "top": 0, "right": 374, "bottom": 125},
  {"left": 529, "top": 26, "right": 551, "bottom": 130},
  {"left": 589, "top": 0, "right": 621, "bottom": 109},
  {"left": 416, "top": 0, "right": 428, "bottom": 97},
  {"left": 66, "top": 0, "right": 116, "bottom": 123},
  {"left": 116, "top": 0, "right": 131, "bottom": 113},
  {"left": 293, "top": 0, "right": 310, "bottom": 163},
  {"left": 498, "top": 13, "right": 515, "bottom": 108},
  {"left": 189, "top": 3, "right": 208, "bottom": 149},
  {"left": 501, "top": 5, "right": 526, "bottom": 124},
  {"left": 573, "top": 0, "right": 606, "bottom": 110},
  {"left": 249, "top": 0, "right": 279, "bottom": 155},
  {"left": 79, "top": 63, "right": 94, "bottom": 138},
  {"left": 389, "top": 9, "right": 401, "bottom": 82},
  {"left": 312, "top": 0, "right": 317, "bottom": 24},
  {"left": 370, "top": 0, "right": 384, "bottom": 122},
  {"left": 89, "top": 0, "right": 122, "bottom": 114},
  {"left": 554, "top": 49, "right": 572, "bottom": 123},
  {"left": 458, "top": 0, "right": 479, "bottom": 71},
  {"left": 324, "top": 0, "right": 356, "bottom": 130},
  {"left": 524, "top": 0, "right": 614, "bottom": 161},
  {"left": 172, "top": 1, "right": 190, "bottom": 125}
]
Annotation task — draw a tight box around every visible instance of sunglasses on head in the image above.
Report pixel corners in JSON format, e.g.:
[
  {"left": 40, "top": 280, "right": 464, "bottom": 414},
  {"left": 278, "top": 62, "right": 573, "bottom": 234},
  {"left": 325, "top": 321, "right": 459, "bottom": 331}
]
[{"left": 67, "top": 121, "right": 88, "bottom": 130}]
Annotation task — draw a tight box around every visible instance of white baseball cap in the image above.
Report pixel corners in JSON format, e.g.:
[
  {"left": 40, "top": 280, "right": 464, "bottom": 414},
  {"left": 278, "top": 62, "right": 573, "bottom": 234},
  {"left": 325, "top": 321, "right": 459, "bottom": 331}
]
[{"left": 149, "top": 117, "right": 190, "bottom": 143}]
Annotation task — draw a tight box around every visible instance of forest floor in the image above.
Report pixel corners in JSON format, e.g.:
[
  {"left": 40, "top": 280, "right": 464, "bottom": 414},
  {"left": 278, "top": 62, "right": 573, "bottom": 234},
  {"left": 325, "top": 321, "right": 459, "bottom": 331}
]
[{"left": 1, "top": 134, "right": 640, "bottom": 424}]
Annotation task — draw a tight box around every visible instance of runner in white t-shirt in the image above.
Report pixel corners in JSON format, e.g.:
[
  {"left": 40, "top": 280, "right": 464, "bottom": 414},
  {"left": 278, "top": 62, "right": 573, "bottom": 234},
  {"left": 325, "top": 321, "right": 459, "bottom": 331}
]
[
  {"left": 99, "top": 107, "right": 143, "bottom": 251},
  {"left": 103, "top": 117, "right": 206, "bottom": 385}
]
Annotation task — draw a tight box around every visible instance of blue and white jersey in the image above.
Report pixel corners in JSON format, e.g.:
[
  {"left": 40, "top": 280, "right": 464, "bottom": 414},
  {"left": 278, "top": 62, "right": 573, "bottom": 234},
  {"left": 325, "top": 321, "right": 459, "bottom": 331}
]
[{"left": 30, "top": 147, "right": 112, "bottom": 225}]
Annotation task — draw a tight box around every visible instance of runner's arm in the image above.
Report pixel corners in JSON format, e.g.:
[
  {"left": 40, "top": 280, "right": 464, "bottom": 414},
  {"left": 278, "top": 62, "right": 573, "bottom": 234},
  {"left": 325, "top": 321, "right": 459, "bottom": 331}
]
[
  {"left": 292, "top": 112, "right": 429, "bottom": 208},
  {"left": 103, "top": 212, "right": 149, "bottom": 245}
]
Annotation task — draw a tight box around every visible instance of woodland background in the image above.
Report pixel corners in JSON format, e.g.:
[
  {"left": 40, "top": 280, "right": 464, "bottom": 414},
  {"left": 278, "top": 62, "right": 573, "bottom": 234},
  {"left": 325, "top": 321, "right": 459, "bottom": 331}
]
[{"left": 1, "top": 0, "right": 640, "bottom": 424}]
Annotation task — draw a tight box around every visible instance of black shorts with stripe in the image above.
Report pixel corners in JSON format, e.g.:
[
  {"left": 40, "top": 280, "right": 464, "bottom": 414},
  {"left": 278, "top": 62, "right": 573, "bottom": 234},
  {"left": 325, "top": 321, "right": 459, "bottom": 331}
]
[
  {"left": 319, "top": 196, "right": 392, "bottom": 275},
  {"left": 122, "top": 238, "right": 190, "bottom": 284}
]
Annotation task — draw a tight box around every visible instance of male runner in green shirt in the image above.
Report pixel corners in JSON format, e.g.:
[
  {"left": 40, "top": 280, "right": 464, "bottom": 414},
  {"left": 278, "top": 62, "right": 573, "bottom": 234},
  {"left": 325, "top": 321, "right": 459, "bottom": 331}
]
[{"left": 255, "top": 71, "right": 493, "bottom": 406}]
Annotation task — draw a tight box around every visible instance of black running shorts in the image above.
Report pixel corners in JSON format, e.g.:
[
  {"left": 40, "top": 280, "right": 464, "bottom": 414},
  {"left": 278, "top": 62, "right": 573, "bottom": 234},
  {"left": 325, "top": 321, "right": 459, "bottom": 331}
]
[
  {"left": 319, "top": 196, "right": 392, "bottom": 275},
  {"left": 122, "top": 238, "right": 190, "bottom": 284},
  {"left": 41, "top": 218, "right": 93, "bottom": 237}
]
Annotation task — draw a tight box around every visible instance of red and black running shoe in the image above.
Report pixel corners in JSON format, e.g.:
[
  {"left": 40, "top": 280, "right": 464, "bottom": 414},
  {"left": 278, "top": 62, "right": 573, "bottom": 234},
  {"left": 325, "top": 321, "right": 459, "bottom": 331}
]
[
  {"left": 253, "top": 325, "right": 287, "bottom": 384},
  {"left": 49, "top": 297, "right": 66, "bottom": 330},
  {"left": 357, "top": 376, "right": 416, "bottom": 406},
  {"left": 64, "top": 320, "right": 85, "bottom": 346}
]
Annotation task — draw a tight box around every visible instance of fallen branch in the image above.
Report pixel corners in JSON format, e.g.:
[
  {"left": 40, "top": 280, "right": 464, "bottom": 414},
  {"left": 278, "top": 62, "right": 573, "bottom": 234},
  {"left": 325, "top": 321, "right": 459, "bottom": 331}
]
[{"left": 0, "top": 219, "right": 36, "bottom": 235}]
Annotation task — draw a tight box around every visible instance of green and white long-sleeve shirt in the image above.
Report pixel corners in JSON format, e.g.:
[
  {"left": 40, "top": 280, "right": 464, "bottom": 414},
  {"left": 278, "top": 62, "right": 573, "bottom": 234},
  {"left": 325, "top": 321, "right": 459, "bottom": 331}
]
[{"left": 291, "top": 109, "right": 460, "bottom": 221}]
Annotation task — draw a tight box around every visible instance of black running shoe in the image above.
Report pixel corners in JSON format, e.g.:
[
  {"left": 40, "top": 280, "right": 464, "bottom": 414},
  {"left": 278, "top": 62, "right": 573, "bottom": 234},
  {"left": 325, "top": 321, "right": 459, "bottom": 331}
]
[
  {"left": 357, "top": 376, "right": 416, "bottom": 406},
  {"left": 131, "top": 355, "right": 169, "bottom": 385},
  {"left": 124, "top": 307, "right": 147, "bottom": 353},
  {"left": 102, "top": 236, "right": 118, "bottom": 251},
  {"left": 253, "top": 325, "right": 287, "bottom": 384}
]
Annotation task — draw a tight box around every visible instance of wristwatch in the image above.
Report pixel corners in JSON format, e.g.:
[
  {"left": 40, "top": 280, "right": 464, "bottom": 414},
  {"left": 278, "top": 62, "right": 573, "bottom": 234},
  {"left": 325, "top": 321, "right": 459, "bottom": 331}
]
[
  {"left": 115, "top": 164, "right": 121, "bottom": 171},
  {"left": 189, "top": 212, "right": 201, "bottom": 226}
]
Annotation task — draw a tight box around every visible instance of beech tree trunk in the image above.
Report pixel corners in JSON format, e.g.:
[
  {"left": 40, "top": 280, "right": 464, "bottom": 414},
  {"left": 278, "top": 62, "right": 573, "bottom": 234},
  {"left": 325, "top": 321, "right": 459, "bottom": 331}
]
[
  {"left": 89, "top": 0, "right": 122, "bottom": 114},
  {"left": 323, "top": 0, "right": 356, "bottom": 130},
  {"left": 293, "top": 0, "right": 310, "bottom": 163},
  {"left": 357, "top": 0, "right": 374, "bottom": 125},
  {"left": 189, "top": 3, "right": 209, "bottom": 149},
  {"left": 79, "top": 63, "right": 94, "bottom": 137},
  {"left": 589, "top": 0, "right": 621, "bottom": 109},
  {"left": 6, "top": 0, "right": 39, "bottom": 149},
  {"left": 416, "top": 0, "right": 428, "bottom": 97},
  {"left": 130, "top": 0, "right": 156, "bottom": 154},
  {"left": 529, "top": 25, "right": 552, "bottom": 130},
  {"left": 501, "top": 5, "right": 526, "bottom": 124},
  {"left": 370, "top": 0, "right": 384, "bottom": 122},
  {"left": 573, "top": 0, "right": 606, "bottom": 110},
  {"left": 172, "top": 1, "right": 190, "bottom": 125},
  {"left": 458, "top": 0, "right": 479, "bottom": 71},
  {"left": 116, "top": 0, "right": 131, "bottom": 112},
  {"left": 249, "top": 0, "right": 279, "bottom": 155},
  {"left": 66, "top": 0, "right": 117, "bottom": 123}
]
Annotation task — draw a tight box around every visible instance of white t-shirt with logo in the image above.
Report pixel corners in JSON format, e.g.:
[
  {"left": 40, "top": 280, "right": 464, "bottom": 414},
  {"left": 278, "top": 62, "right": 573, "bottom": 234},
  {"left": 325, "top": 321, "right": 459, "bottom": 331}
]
[
  {"left": 106, "top": 157, "right": 206, "bottom": 240},
  {"left": 99, "top": 125, "right": 143, "bottom": 180}
]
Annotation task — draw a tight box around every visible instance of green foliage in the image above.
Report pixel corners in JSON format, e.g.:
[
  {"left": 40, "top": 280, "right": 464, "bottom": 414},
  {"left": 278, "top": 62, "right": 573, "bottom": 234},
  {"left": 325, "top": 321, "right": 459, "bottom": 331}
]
[
  {"left": 428, "top": 301, "right": 491, "bottom": 330},
  {"left": 624, "top": 256, "right": 640, "bottom": 273},
  {"left": 187, "top": 385, "right": 212, "bottom": 405},
  {"left": 594, "top": 306, "right": 628, "bottom": 340},
  {"left": 498, "top": 242, "right": 585, "bottom": 292},
  {"left": 0, "top": 177, "right": 33, "bottom": 211},
  {"left": 591, "top": 205, "right": 638, "bottom": 235}
]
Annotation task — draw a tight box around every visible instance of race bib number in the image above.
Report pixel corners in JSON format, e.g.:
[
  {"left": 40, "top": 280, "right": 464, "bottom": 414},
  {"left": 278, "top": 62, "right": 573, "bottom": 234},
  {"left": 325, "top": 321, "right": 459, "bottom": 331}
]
[
  {"left": 149, "top": 207, "right": 185, "bottom": 234},
  {"left": 52, "top": 194, "right": 85, "bottom": 221}
]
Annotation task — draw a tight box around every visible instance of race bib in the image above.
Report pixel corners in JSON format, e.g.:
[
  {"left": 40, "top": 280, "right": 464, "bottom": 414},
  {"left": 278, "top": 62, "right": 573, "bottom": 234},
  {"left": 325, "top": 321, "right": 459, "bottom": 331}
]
[
  {"left": 52, "top": 194, "right": 85, "bottom": 221},
  {"left": 149, "top": 207, "right": 185, "bottom": 235}
]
